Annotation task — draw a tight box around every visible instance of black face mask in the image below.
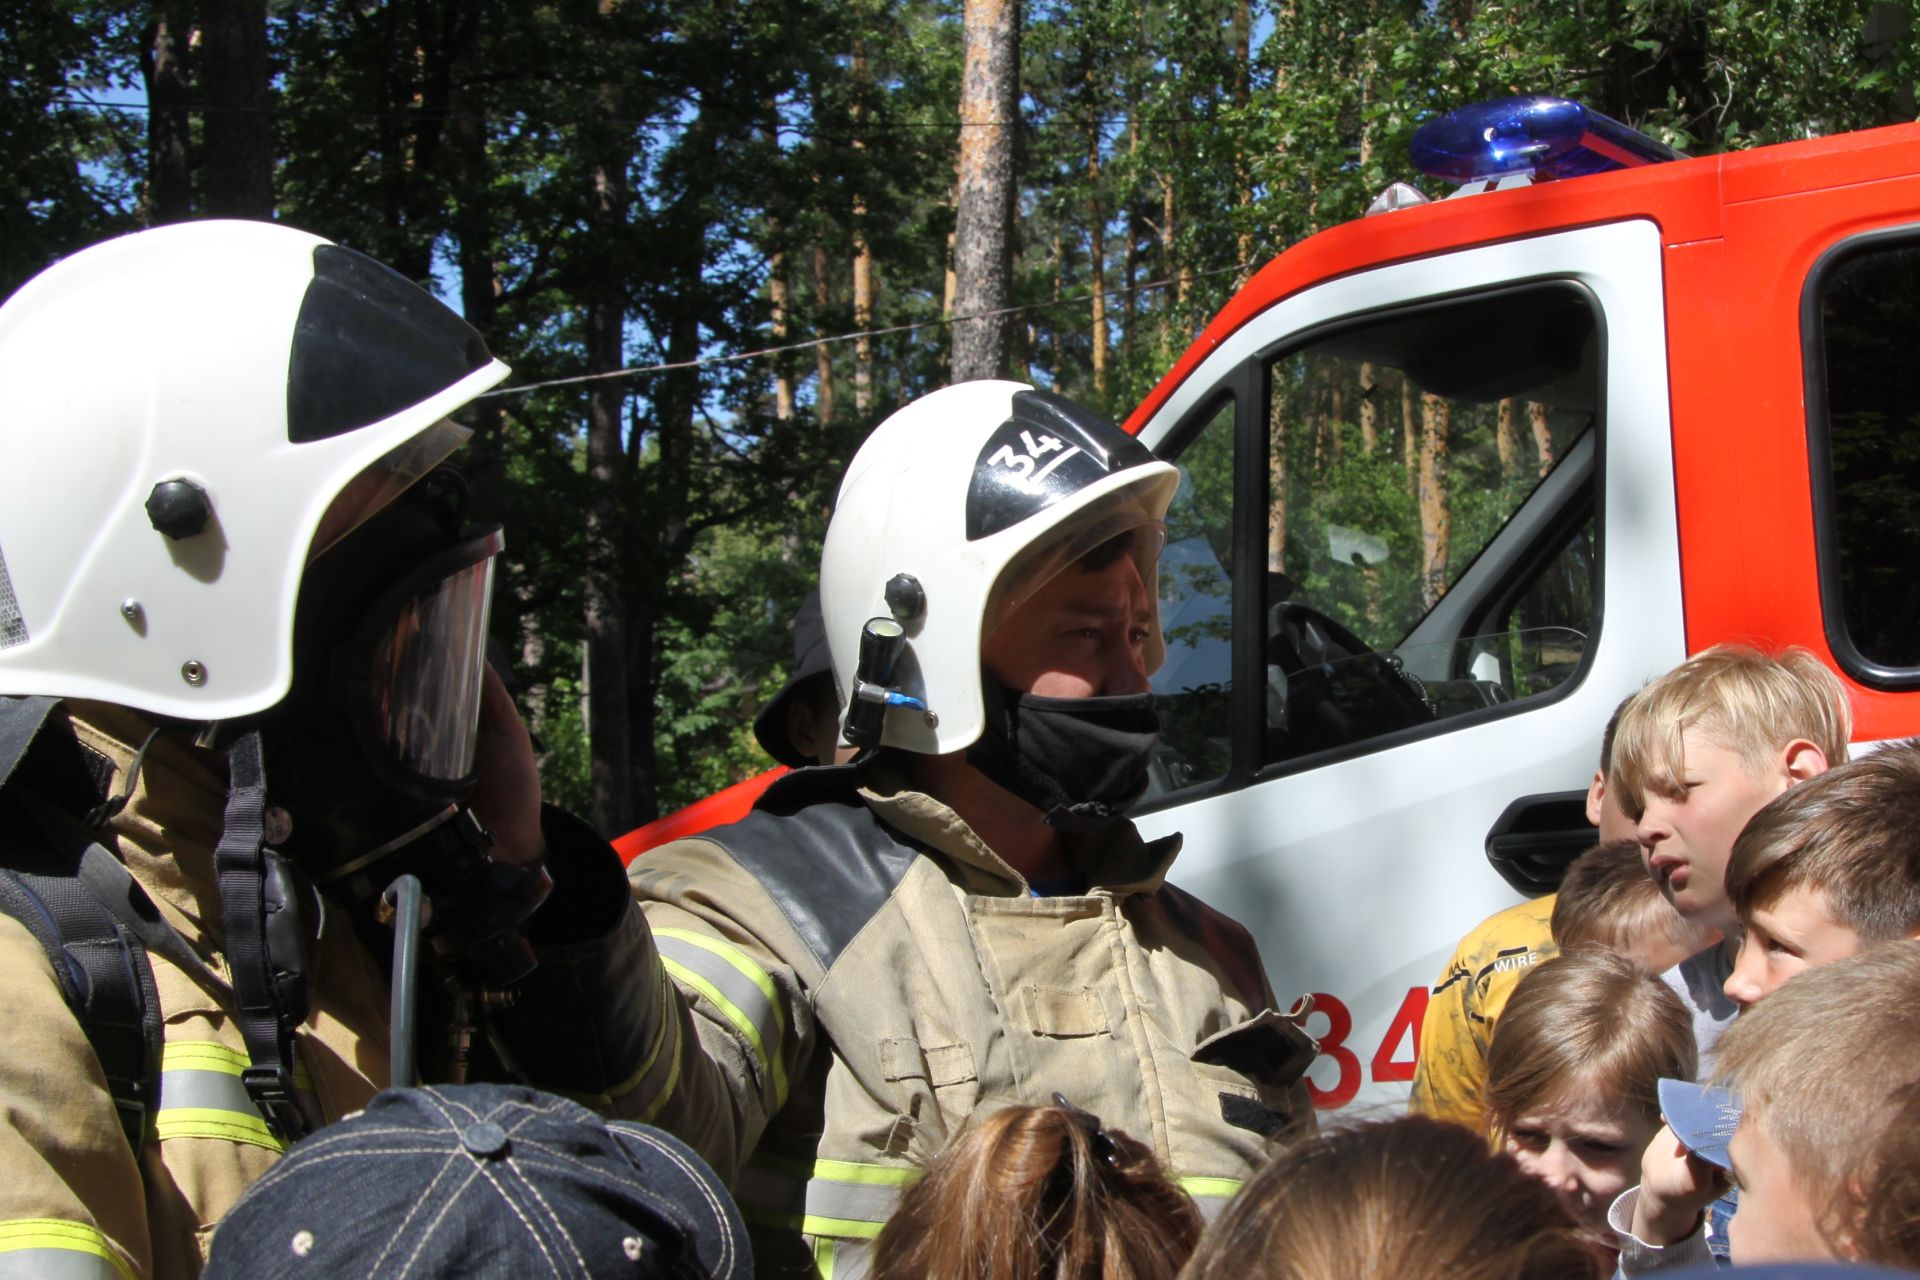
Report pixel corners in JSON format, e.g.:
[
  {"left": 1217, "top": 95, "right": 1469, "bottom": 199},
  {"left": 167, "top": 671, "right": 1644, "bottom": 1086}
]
[{"left": 966, "top": 684, "right": 1160, "bottom": 831}]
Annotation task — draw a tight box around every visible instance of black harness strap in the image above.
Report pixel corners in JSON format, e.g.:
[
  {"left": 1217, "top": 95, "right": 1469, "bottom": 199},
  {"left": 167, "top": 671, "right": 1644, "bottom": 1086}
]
[
  {"left": 0, "top": 791, "right": 162, "bottom": 1155},
  {"left": 213, "top": 731, "right": 311, "bottom": 1142}
]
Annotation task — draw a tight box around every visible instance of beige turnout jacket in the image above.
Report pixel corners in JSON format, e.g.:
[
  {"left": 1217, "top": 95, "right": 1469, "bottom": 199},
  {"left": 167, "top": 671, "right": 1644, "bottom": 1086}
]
[
  {"left": 619, "top": 765, "right": 1317, "bottom": 1278},
  {"left": 0, "top": 704, "right": 390, "bottom": 1280}
]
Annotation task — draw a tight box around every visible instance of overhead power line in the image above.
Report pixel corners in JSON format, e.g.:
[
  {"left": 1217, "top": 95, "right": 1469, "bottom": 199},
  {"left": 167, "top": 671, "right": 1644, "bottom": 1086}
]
[{"left": 478, "top": 260, "right": 1255, "bottom": 399}]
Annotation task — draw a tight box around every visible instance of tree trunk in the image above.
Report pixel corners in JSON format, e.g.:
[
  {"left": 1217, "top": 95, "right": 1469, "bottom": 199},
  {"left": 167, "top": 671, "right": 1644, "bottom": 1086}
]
[
  {"left": 1529, "top": 401, "right": 1555, "bottom": 476},
  {"left": 1232, "top": 0, "right": 1255, "bottom": 277},
  {"left": 1495, "top": 397, "right": 1518, "bottom": 480},
  {"left": 1086, "top": 67, "right": 1107, "bottom": 397},
  {"left": 1401, "top": 377, "right": 1417, "bottom": 492},
  {"left": 140, "top": 13, "right": 191, "bottom": 225},
  {"left": 1268, "top": 399, "right": 1289, "bottom": 572},
  {"left": 813, "top": 244, "right": 835, "bottom": 425},
  {"left": 1358, "top": 362, "right": 1378, "bottom": 454},
  {"left": 769, "top": 251, "right": 794, "bottom": 421},
  {"left": 950, "top": 0, "right": 1018, "bottom": 382},
  {"left": 851, "top": 40, "right": 874, "bottom": 414},
  {"left": 1418, "top": 393, "right": 1451, "bottom": 609},
  {"left": 200, "top": 0, "right": 272, "bottom": 219},
  {"left": 582, "top": 1, "right": 635, "bottom": 834}
]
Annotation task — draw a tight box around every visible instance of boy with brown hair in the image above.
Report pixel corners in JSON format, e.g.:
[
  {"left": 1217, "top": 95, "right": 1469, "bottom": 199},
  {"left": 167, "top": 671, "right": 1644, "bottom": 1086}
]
[
  {"left": 1620, "top": 943, "right": 1920, "bottom": 1266},
  {"left": 1607, "top": 644, "right": 1849, "bottom": 1066},
  {"left": 1551, "top": 839, "right": 1717, "bottom": 975},
  {"left": 1721, "top": 739, "right": 1920, "bottom": 1005}
]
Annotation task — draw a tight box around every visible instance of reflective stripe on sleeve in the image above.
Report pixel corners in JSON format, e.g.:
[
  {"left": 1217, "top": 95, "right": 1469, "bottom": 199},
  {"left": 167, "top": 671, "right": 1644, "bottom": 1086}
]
[
  {"left": 152, "top": 1041, "right": 312, "bottom": 1153},
  {"left": 655, "top": 929, "right": 788, "bottom": 1108},
  {"left": 811, "top": 1235, "right": 873, "bottom": 1280},
  {"left": 0, "top": 1220, "right": 134, "bottom": 1280},
  {"left": 1177, "top": 1176, "right": 1243, "bottom": 1222},
  {"left": 735, "top": 1154, "right": 919, "bottom": 1241},
  {"left": 551, "top": 966, "right": 684, "bottom": 1119}
]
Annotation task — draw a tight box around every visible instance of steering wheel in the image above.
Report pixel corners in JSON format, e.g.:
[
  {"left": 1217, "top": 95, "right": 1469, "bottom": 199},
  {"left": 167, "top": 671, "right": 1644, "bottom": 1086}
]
[{"left": 1264, "top": 601, "right": 1436, "bottom": 760}]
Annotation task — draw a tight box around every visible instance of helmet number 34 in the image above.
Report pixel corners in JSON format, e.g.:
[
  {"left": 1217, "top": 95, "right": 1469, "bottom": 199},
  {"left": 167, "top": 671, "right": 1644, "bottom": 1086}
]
[{"left": 988, "top": 430, "right": 1079, "bottom": 489}]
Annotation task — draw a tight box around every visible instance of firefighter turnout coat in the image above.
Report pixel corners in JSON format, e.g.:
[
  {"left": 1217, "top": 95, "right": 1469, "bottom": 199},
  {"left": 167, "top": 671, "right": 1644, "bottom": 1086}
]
[
  {"left": 611, "top": 765, "right": 1317, "bottom": 1277},
  {"left": 0, "top": 703, "right": 392, "bottom": 1280}
]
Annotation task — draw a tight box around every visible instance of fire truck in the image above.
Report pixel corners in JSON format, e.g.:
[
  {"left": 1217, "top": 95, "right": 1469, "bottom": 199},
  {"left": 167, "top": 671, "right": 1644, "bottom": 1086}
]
[{"left": 623, "top": 98, "right": 1920, "bottom": 1113}]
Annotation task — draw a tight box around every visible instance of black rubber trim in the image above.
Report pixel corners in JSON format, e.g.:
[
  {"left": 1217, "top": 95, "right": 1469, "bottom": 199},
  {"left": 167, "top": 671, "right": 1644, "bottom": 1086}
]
[
  {"left": 287, "top": 245, "right": 491, "bottom": 443},
  {"left": 703, "top": 766, "right": 920, "bottom": 972},
  {"left": 1802, "top": 222, "right": 1920, "bottom": 690}
]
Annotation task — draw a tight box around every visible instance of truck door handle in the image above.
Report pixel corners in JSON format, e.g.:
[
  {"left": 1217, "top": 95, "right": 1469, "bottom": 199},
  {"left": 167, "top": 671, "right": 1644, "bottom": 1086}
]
[{"left": 1484, "top": 790, "right": 1594, "bottom": 896}]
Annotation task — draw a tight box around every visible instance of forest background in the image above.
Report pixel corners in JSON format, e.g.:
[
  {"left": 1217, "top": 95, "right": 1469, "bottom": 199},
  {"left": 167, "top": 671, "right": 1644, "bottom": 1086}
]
[{"left": 6, "top": 0, "right": 1916, "bottom": 836}]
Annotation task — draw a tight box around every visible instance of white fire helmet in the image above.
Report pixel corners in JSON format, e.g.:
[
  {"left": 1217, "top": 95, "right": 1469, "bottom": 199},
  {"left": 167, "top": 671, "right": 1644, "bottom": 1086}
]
[
  {"left": 0, "top": 221, "right": 510, "bottom": 720},
  {"left": 819, "top": 381, "right": 1179, "bottom": 755}
]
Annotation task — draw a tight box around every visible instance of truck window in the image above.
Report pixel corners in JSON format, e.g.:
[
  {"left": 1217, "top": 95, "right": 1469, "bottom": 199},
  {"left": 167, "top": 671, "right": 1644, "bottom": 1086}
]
[
  {"left": 1261, "top": 283, "right": 1600, "bottom": 767},
  {"left": 1810, "top": 232, "right": 1920, "bottom": 683},
  {"left": 1150, "top": 397, "right": 1235, "bottom": 794}
]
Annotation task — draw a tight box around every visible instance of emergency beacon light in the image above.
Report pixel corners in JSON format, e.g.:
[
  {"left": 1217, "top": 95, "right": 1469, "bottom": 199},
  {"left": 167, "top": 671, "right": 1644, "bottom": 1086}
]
[{"left": 1410, "top": 95, "right": 1683, "bottom": 185}]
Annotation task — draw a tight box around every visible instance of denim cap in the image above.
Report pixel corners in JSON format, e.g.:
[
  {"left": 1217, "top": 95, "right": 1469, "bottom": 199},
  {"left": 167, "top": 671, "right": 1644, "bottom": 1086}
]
[
  {"left": 203, "top": 1084, "right": 751, "bottom": 1279},
  {"left": 1658, "top": 1076, "right": 1740, "bottom": 1171}
]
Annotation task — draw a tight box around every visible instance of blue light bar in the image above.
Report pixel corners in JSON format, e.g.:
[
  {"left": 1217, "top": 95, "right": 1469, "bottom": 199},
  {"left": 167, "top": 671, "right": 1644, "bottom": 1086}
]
[{"left": 1409, "top": 96, "right": 1683, "bottom": 185}]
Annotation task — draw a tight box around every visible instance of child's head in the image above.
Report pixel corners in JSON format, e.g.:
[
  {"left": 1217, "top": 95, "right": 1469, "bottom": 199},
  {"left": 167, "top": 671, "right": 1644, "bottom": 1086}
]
[
  {"left": 871, "top": 1100, "right": 1201, "bottom": 1280},
  {"left": 1585, "top": 696, "right": 1639, "bottom": 843},
  {"left": 1484, "top": 948, "right": 1696, "bottom": 1234},
  {"left": 1609, "top": 645, "right": 1849, "bottom": 930},
  {"left": 1723, "top": 741, "right": 1920, "bottom": 1006},
  {"left": 1178, "top": 1115, "right": 1604, "bottom": 1280},
  {"left": 1713, "top": 940, "right": 1920, "bottom": 1263},
  {"left": 1855, "top": 1082, "right": 1920, "bottom": 1269},
  {"left": 1552, "top": 840, "right": 1718, "bottom": 974}
]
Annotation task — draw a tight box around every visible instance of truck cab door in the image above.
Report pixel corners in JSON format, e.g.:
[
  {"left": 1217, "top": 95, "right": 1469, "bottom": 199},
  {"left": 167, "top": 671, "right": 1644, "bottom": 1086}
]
[{"left": 1132, "top": 220, "right": 1684, "bottom": 1112}]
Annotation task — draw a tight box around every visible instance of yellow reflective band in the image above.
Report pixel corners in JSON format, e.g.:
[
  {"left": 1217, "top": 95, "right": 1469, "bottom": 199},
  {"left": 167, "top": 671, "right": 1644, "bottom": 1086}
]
[
  {"left": 654, "top": 929, "right": 780, "bottom": 1010},
  {"left": 153, "top": 1106, "right": 286, "bottom": 1153},
  {"left": 661, "top": 956, "right": 788, "bottom": 1108},
  {"left": 0, "top": 1220, "right": 134, "bottom": 1280},
  {"left": 813, "top": 1236, "right": 837, "bottom": 1280},
  {"left": 749, "top": 1154, "right": 918, "bottom": 1188},
  {"left": 740, "top": 1207, "right": 889, "bottom": 1241},
  {"left": 1178, "top": 1176, "right": 1243, "bottom": 1200},
  {"left": 558, "top": 967, "right": 682, "bottom": 1113},
  {"left": 638, "top": 1018, "right": 684, "bottom": 1125},
  {"left": 160, "top": 1041, "right": 313, "bottom": 1088}
]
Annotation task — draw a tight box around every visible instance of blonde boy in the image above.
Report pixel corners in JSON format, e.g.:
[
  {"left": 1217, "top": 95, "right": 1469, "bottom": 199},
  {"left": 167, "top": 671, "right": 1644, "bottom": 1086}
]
[
  {"left": 1722, "top": 739, "right": 1920, "bottom": 1005},
  {"left": 1608, "top": 645, "right": 1849, "bottom": 1066}
]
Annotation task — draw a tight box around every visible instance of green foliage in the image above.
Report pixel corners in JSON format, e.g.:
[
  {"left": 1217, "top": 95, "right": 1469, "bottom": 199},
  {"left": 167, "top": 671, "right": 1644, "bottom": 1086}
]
[{"left": 8, "top": 0, "right": 1915, "bottom": 826}]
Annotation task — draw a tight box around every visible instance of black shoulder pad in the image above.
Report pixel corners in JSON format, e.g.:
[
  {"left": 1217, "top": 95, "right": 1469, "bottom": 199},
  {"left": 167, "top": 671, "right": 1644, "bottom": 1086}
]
[{"left": 702, "top": 765, "right": 920, "bottom": 971}]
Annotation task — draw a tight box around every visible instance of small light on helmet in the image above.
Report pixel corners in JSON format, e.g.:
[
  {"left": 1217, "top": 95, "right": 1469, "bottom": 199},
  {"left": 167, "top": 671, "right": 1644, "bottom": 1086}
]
[{"left": 1409, "top": 95, "right": 1683, "bottom": 186}]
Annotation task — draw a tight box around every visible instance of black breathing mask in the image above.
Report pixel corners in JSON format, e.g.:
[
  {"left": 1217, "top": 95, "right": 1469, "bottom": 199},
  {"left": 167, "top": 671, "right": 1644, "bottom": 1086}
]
[
  {"left": 248, "top": 470, "right": 548, "bottom": 989},
  {"left": 965, "top": 680, "right": 1160, "bottom": 831}
]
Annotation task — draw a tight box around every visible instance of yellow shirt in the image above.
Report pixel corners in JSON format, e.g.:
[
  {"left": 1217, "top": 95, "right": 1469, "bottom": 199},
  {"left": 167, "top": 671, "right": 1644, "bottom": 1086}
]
[{"left": 1408, "top": 896, "right": 1557, "bottom": 1130}]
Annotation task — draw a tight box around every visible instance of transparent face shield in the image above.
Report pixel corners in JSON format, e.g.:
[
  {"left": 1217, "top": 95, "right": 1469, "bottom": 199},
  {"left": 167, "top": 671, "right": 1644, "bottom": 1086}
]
[
  {"left": 981, "top": 488, "right": 1169, "bottom": 648},
  {"left": 309, "top": 421, "right": 474, "bottom": 563},
  {"left": 355, "top": 526, "right": 502, "bottom": 790}
]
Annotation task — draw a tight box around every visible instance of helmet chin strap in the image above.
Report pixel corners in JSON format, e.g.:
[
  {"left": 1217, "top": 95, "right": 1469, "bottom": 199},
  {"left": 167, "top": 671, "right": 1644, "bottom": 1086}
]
[{"left": 212, "top": 730, "right": 313, "bottom": 1142}]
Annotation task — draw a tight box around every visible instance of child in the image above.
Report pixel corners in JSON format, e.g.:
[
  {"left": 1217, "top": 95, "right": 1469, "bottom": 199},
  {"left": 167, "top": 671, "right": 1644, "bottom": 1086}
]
[
  {"left": 1607, "top": 644, "right": 1849, "bottom": 1066},
  {"left": 1483, "top": 948, "right": 1696, "bottom": 1250},
  {"left": 1721, "top": 739, "right": 1920, "bottom": 1006},
  {"left": 1410, "top": 697, "right": 1639, "bottom": 1127},
  {"left": 870, "top": 1099, "right": 1202, "bottom": 1280},
  {"left": 1618, "top": 942, "right": 1920, "bottom": 1267},
  {"left": 1178, "top": 1114, "right": 1605, "bottom": 1280},
  {"left": 1551, "top": 839, "right": 1718, "bottom": 975}
]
